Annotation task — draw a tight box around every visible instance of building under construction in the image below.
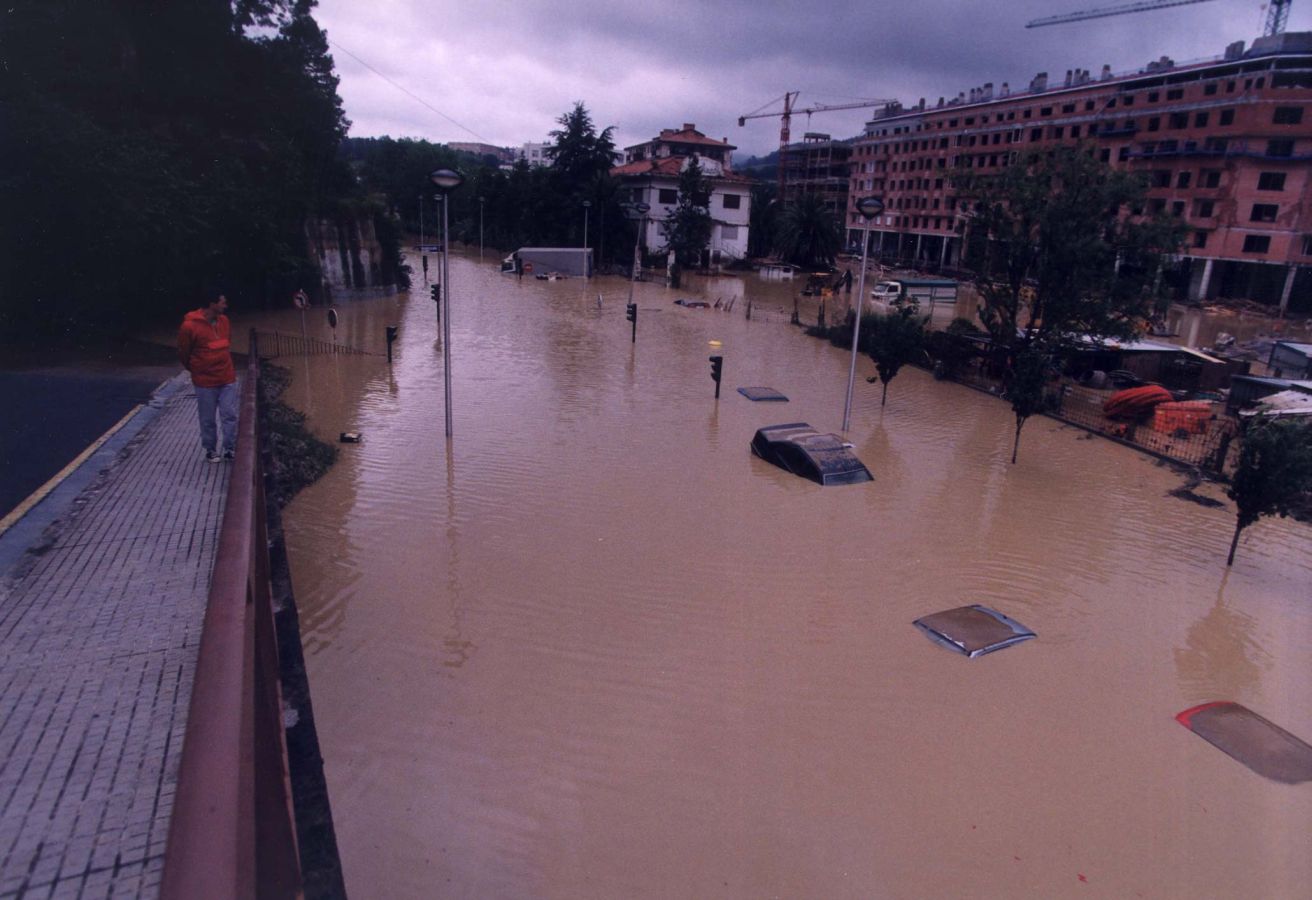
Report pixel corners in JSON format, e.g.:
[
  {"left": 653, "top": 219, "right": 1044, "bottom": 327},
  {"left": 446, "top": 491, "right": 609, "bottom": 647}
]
[
  {"left": 846, "top": 31, "right": 1312, "bottom": 314},
  {"left": 781, "top": 133, "right": 853, "bottom": 223}
]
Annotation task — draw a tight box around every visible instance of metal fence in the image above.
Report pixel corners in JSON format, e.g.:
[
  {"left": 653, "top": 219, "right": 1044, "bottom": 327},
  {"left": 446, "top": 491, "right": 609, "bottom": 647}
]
[
  {"left": 947, "top": 363, "right": 1238, "bottom": 474},
  {"left": 161, "top": 333, "right": 303, "bottom": 899},
  {"left": 256, "top": 329, "right": 379, "bottom": 358}
]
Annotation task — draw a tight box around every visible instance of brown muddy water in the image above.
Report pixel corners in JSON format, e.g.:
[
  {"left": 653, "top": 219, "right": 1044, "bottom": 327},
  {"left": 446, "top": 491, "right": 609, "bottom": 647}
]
[{"left": 274, "top": 251, "right": 1312, "bottom": 899}]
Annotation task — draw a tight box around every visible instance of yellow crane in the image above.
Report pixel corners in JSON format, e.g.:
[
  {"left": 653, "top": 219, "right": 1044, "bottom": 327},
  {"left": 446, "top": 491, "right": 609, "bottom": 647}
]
[
  {"left": 1027, "top": 0, "right": 1292, "bottom": 36},
  {"left": 738, "top": 93, "right": 893, "bottom": 197}
]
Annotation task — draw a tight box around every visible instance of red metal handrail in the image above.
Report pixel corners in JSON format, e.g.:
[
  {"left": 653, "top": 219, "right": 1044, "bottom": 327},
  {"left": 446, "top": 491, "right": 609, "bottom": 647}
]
[{"left": 161, "top": 333, "right": 303, "bottom": 899}]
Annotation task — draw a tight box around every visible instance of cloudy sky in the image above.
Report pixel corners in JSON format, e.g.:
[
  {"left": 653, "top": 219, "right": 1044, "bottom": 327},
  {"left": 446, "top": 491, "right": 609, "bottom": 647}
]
[{"left": 314, "top": 0, "right": 1310, "bottom": 160}]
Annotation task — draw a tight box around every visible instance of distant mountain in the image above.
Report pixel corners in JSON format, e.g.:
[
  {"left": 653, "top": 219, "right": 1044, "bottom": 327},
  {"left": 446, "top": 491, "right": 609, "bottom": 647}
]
[{"left": 735, "top": 150, "right": 778, "bottom": 180}]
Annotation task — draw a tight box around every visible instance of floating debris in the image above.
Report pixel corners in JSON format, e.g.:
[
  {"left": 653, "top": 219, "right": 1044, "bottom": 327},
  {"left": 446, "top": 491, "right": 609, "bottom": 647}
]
[
  {"left": 339, "top": 432, "right": 362, "bottom": 443},
  {"left": 913, "top": 605, "right": 1036, "bottom": 658},
  {"left": 750, "top": 423, "right": 871, "bottom": 486},
  {"left": 738, "top": 387, "right": 789, "bottom": 402},
  {"left": 1176, "top": 702, "right": 1312, "bottom": 784}
]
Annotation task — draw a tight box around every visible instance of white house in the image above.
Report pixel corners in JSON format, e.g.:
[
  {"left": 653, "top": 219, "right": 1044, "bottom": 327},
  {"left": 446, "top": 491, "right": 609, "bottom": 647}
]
[{"left": 610, "top": 124, "right": 752, "bottom": 266}]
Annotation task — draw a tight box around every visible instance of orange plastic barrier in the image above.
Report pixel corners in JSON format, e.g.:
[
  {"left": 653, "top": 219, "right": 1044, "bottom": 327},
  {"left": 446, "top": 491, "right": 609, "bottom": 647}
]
[{"left": 1152, "top": 400, "right": 1212, "bottom": 434}]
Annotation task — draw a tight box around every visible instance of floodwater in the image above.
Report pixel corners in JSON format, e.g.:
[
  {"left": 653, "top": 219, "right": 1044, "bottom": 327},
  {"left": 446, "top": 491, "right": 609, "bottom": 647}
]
[{"left": 276, "top": 251, "right": 1312, "bottom": 899}]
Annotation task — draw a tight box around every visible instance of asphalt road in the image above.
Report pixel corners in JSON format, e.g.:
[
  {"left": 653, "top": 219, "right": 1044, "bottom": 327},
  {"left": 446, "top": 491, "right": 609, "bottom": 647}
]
[{"left": 0, "top": 367, "right": 177, "bottom": 518}]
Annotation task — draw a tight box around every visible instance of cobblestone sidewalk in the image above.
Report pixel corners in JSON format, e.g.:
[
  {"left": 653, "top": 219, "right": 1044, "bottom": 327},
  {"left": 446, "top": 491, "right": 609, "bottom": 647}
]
[{"left": 1, "top": 375, "right": 229, "bottom": 900}]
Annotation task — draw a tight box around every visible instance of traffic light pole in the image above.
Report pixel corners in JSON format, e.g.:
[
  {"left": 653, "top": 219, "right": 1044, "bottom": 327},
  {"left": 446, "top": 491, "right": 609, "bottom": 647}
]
[{"left": 709, "top": 355, "right": 723, "bottom": 398}]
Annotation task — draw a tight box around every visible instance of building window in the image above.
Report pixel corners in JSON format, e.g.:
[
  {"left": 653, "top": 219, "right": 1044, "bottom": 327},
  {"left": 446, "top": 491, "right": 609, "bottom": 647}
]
[
  {"left": 1118, "top": 147, "right": 1130, "bottom": 161},
  {"left": 1030, "top": 128, "right": 1042, "bottom": 141},
  {"left": 1177, "top": 171, "right": 1192, "bottom": 188},
  {"left": 1266, "top": 139, "right": 1294, "bottom": 157},
  {"left": 1152, "top": 170, "right": 1171, "bottom": 187},
  {"left": 1149, "top": 198, "right": 1167, "bottom": 214},
  {"left": 722, "top": 194, "right": 741, "bottom": 209},
  {"left": 1123, "top": 95, "right": 1135, "bottom": 106},
  {"left": 1257, "top": 172, "right": 1286, "bottom": 191},
  {"left": 1219, "top": 109, "right": 1234, "bottom": 126},
  {"left": 1148, "top": 117, "right": 1161, "bottom": 132},
  {"left": 1052, "top": 126, "right": 1064, "bottom": 139},
  {"left": 1100, "top": 148, "right": 1111, "bottom": 162},
  {"left": 1023, "top": 109, "right": 1032, "bottom": 119},
  {"left": 1040, "top": 106, "right": 1052, "bottom": 116},
  {"left": 1071, "top": 125, "right": 1081, "bottom": 138},
  {"left": 1274, "top": 106, "right": 1303, "bottom": 125},
  {"left": 1194, "top": 112, "right": 1209, "bottom": 127},
  {"left": 1168, "top": 112, "right": 1188, "bottom": 129},
  {"left": 721, "top": 225, "right": 739, "bottom": 241},
  {"left": 1242, "top": 235, "right": 1270, "bottom": 253},
  {"left": 1172, "top": 201, "right": 1185, "bottom": 217},
  {"left": 658, "top": 188, "right": 677, "bottom": 204},
  {"left": 1204, "top": 83, "right": 1218, "bottom": 96},
  {"left": 1194, "top": 199, "right": 1215, "bottom": 217},
  {"left": 1193, "top": 231, "right": 1208, "bottom": 248},
  {"left": 1200, "top": 170, "right": 1221, "bottom": 188},
  {"left": 1085, "top": 100, "right": 1095, "bottom": 111},
  {"left": 1167, "top": 88, "right": 1184, "bottom": 100},
  {"left": 1250, "top": 203, "right": 1278, "bottom": 223},
  {"left": 1062, "top": 103, "right": 1075, "bottom": 113},
  {"left": 1148, "top": 91, "right": 1159, "bottom": 102},
  {"left": 1226, "top": 80, "right": 1236, "bottom": 93}
]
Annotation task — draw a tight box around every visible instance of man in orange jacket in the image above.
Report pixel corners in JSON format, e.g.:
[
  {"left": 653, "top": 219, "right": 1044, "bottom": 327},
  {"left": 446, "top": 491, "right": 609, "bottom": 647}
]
[{"left": 177, "top": 289, "right": 238, "bottom": 462}]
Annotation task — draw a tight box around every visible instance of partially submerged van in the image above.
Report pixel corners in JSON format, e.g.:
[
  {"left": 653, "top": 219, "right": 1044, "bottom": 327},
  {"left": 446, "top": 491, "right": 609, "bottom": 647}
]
[{"left": 869, "top": 278, "right": 958, "bottom": 319}]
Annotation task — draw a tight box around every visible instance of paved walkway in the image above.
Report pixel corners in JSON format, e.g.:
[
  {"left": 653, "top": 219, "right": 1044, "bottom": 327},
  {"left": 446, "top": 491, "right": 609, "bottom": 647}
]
[{"left": 0, "top": 374, "right": 227, "bottom": 900}]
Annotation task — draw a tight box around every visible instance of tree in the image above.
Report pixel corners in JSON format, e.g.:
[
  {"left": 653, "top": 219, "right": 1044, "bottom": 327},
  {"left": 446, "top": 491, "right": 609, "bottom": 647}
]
[
  {"left": 955, "top": 145, "right": 1185, "bottom": 353},
  {"left": 864, "top": 308, "right": 927, "bottom": 407},
  {"left": 776, "top": 192, "right": 840, "bottom": 269},
  {"left": 1006, "top": 346, "right": 1051, "bottom": 464},
  {"left": 1225, "top": 416, "right": 1312, "bottom": 566},
  {"left": 748, "top": 182, "right": 778, "bottom": 258},
  {"left": 545, "top": 102, "right": 617, "bottom": 195},
  {"left": 661, "top": 156, "right": 713, "bottom": 287}
]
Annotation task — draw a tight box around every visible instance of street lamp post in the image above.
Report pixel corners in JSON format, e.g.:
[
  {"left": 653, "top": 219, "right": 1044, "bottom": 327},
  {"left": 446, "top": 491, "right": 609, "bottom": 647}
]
[
  {"left": 624, "top": 201, "right": 650, "bottom": 308},
  {"left": 478, "top": 196, "right": 485, "bottom": 261},
  {"left": 418, "top": 194, "right": 425, "bottom": 249},
  {"left": 431, "top": 168, "right": 465, "bottom": 439},
  {"left": 842, "top": 195, "right": 886, "bottom": 432},
  {"left": 582, "top": 200, "right": 591, "bottom": 278}
]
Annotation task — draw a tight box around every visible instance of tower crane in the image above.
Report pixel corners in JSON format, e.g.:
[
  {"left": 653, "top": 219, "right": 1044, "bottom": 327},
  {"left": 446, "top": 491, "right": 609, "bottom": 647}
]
[
  {"left": 1027, "top": 0, "right": 1292, "bottom": 37},
  {"left": 738, "top": 93, "right": 894, "bottom": 198}
]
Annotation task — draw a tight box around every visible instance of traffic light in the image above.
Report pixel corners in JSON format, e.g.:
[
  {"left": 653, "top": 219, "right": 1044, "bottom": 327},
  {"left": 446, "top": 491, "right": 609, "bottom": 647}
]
[
  {"left": 709, "top": 355, "right": 723, "bottom": 398},
  {"left": 430, "top": 284, "right": 439, "bottom": 303},
  {"left": 625, "top": 302, "right": 636, "bottom": 323}
]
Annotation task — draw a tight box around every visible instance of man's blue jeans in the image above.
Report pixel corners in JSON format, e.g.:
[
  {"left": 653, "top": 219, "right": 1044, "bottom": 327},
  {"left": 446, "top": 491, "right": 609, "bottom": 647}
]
[{"left": 195, "top": 382, "right": 238, "bottom": 453}]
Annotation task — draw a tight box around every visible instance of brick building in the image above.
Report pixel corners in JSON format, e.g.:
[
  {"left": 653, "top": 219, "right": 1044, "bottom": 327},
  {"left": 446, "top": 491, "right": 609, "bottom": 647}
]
[{"left": 846, "top": 32, "right": 1312, "bottom": 314}]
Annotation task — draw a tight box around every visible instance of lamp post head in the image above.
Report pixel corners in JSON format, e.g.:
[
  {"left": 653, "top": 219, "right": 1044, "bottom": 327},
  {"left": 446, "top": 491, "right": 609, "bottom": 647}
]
[
  {"left": 430, "top": 168, "right": 464, "bottom": 192},
  {"left": 582, "top": 200, "right": 592, "bottom": 209},
  {"left": 855, "top": 196, "right": 885, "bottom": 220}
]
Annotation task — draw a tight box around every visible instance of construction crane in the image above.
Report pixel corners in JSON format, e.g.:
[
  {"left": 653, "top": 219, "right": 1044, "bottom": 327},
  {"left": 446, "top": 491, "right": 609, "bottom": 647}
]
[
  {"left": 738, "top": 93, "right": 893, "bottom": 198},
  {"left": 1027, "top": 0, "right": 1291, "bottom": 37}
]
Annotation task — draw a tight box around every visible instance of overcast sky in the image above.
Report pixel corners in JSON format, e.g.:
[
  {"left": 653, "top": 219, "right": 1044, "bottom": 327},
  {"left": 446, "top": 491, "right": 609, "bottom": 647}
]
[{"left": 314, "top": 0, "right": 1310, "bottom": 160}]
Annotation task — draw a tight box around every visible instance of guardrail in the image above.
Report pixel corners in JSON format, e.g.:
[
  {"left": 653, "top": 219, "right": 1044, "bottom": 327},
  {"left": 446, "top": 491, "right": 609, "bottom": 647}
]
[{"left": 161, "top": 332, "right": 303, "bottom": 899}]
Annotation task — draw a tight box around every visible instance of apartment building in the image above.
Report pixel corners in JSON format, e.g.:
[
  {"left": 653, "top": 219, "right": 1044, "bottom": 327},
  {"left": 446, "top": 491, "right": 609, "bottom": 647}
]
[
  {"left": 847, "top": 32, "right": 1312, "bottom": 314},
  {"left": 611, "top": 124, "right": 752, "bottom": 264}
]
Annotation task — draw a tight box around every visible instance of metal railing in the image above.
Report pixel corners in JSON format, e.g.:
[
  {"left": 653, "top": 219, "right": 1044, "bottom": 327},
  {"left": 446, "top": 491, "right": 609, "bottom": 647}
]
[
  {"left": 256, "top": 329, "right": 379, "bottom": 358},
  {"left": 161, "top": 332, "right": 303, "bottom": 899}
]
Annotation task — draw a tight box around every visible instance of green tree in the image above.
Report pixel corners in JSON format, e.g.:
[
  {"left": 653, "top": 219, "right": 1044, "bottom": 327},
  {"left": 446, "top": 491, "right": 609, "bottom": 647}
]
[
  {"left": 748, "top": 182, "right": 779, "bottom": 257},
  {"left": 1225, "top": 416, "right": 1312, "bottom": 566},
  {"left": 955, "top": 145, "right": 1185, "bottom": 352},
  {"left": 546, "top": 102, "right": 617, "bottom": 195},
  {"left": 863, "top": 307, "right": 927, "bottom": 407},
  {"left": 1006, "top": 346, "right": 1051, "bottom": 464},
  {"left": 661, "top": 156, "right": 713, "bottom": 288},
  {"left": 776, "top": 192, "right": 840, "bottom": 269}
]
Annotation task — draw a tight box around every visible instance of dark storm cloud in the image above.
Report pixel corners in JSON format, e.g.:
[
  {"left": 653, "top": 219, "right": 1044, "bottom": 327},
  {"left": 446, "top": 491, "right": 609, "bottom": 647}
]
[{"left": 316, "top": 0, "right": 1309, "bottom": 158}]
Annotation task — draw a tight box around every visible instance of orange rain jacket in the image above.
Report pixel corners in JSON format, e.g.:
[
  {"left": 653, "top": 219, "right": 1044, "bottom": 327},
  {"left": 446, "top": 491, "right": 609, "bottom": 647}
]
[{"left": 177, "top": 309, "right": 236, "bottom": 388}]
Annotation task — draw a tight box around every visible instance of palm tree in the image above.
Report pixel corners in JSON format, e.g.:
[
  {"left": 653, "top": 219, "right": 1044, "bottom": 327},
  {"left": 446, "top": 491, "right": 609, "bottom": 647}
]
[{"left": 776, "top": 192, "right": 840, "bottom": 269}]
